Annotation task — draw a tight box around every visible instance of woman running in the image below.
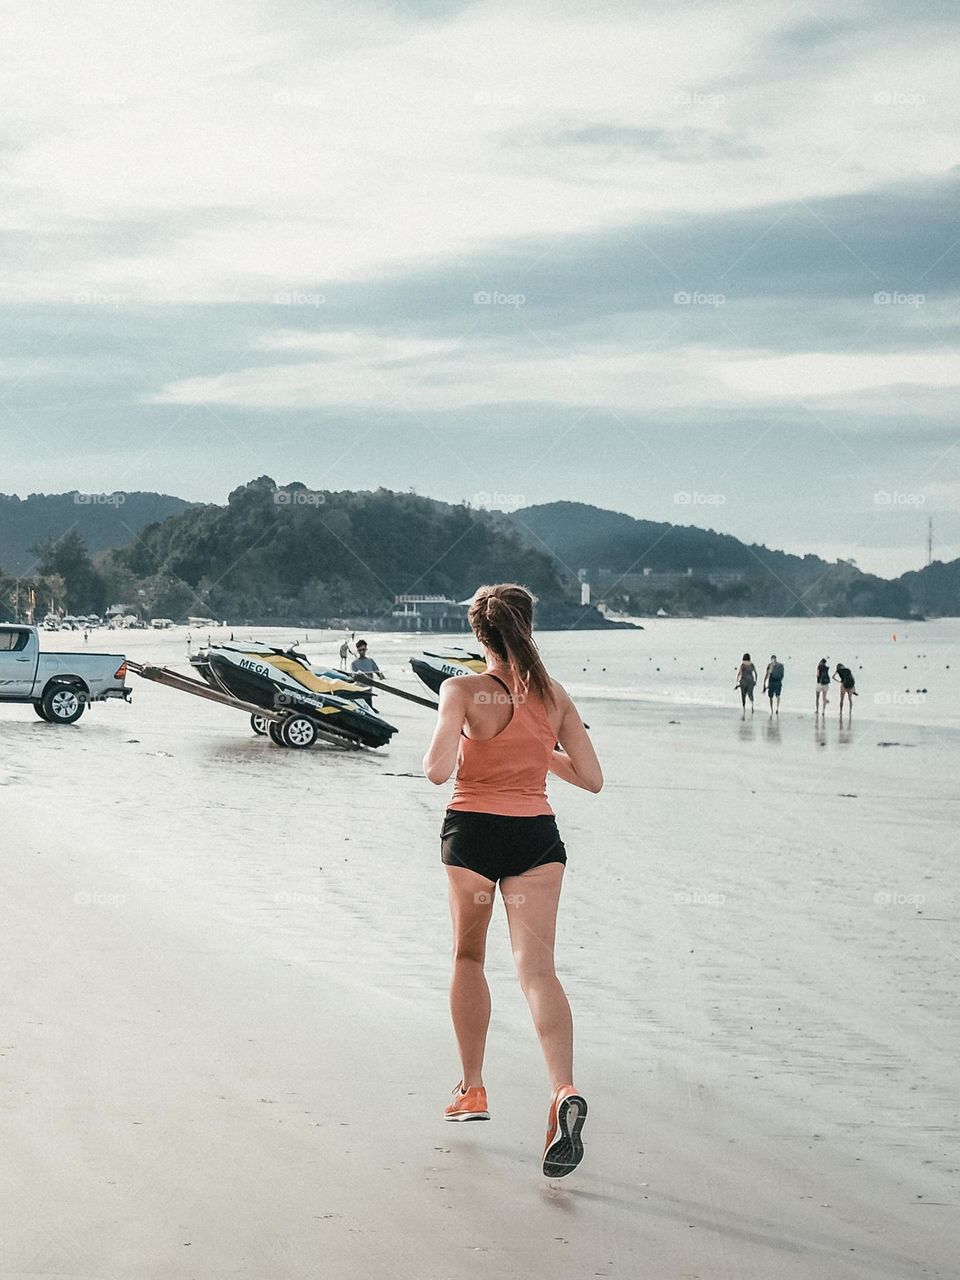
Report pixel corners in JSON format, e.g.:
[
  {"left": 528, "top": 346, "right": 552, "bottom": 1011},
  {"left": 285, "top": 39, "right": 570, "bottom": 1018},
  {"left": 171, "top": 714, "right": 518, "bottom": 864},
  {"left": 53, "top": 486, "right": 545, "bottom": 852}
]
[{"left": 422, "top": 583, "right": 603, "bottom": 1178}]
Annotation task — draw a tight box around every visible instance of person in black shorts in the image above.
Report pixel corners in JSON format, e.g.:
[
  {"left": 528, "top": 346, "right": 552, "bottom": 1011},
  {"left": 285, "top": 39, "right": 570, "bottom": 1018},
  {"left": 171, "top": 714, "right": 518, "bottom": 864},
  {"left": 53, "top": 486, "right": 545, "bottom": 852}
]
[{"left": 422, "top": 583, "right": 602, "bottom": 1176}]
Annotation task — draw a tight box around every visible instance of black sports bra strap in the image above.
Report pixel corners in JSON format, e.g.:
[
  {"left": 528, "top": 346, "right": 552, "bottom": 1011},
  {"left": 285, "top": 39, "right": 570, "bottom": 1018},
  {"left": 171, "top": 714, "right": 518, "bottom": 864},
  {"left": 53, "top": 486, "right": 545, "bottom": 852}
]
[{"left": 486, "top": 672, "right": 513, "bottom": 702}]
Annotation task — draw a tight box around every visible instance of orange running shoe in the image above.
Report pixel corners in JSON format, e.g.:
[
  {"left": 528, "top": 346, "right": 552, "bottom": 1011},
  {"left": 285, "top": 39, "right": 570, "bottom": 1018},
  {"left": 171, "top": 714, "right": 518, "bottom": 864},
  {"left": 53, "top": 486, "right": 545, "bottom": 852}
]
[
  {"left": 444, "top": 1081, "right": 490, "bottom": 1122},
  {"left": 542, "top": 1084, "right": 588, "bottom": 1177}
]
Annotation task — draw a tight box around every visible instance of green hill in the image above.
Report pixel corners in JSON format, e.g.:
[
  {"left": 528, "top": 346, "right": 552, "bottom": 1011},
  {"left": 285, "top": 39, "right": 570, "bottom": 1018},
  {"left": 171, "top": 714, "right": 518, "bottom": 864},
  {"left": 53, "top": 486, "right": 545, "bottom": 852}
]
[
  {"left": 0, "top": 488, "right": 192, "bottom": 575},
  {"left": 897, "top": 560, "right": 960, "bottom": 618},
  {"left": 512, "top": 501, "right": 916, "bottom": 618},
  {"left": 98, "top": 476, "right": 569, "bottom": 624}
]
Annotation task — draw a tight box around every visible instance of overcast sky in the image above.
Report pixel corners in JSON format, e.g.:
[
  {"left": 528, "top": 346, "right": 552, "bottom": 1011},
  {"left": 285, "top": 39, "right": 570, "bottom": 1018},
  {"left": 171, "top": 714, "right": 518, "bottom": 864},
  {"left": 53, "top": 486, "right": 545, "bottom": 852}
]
[{"left": 1, "top": 0, "right": 957, "bottom": 576}]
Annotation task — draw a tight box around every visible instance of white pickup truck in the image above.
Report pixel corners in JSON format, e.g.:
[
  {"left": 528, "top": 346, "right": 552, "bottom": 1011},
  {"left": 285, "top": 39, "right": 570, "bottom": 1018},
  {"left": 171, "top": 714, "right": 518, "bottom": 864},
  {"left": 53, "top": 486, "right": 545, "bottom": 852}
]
[{"left": 0, "top": 624, "right": 130, "bottom": 724}]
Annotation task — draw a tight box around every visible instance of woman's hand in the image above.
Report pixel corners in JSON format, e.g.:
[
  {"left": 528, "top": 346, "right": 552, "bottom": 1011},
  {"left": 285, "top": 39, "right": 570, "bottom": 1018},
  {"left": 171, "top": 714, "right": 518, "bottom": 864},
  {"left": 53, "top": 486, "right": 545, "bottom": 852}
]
[{"left": 548, "top": 687, "right": 603, "bottom": 793}]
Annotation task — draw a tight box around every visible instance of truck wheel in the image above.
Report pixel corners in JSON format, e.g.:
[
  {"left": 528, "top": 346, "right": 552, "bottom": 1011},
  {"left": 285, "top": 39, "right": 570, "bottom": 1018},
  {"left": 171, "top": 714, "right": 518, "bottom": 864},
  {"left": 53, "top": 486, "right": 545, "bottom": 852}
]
[
  {"left": 42, "top": 684, "right": 85, "bottom": 724},
  {"left": 33, "top": 701, "right": 50, "bottom": 721},
  {"left": 267, "top": 720, "right": 286, "bottom": 746},
  {"left": 280, "top": 715, "right": 318, "bottom": 749},
  {"left": 250, "top": 713, "right": 270, "bottom": 736}
]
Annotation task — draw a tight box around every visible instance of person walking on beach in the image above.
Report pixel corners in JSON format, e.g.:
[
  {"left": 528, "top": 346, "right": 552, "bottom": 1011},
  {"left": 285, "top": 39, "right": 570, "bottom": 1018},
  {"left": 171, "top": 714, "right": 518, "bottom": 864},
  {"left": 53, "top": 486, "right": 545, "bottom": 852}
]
[
  {"left": 423, "top": 583, "right": 602, "bottom": 1178},
  {"left": 816, "top": 658, "right": 831, "bottom": 716},
  {"left": 763, "top": 654, "right": 784, "bottom": 714},
  {"left": 338, "top": 635, "right": 355, "bottom": 667},
  {"left": 735, "top": 653, "right": 757, "bottom": 716},
  {"left": 834, "top": 662, "right": 858, "bottom": 716}
]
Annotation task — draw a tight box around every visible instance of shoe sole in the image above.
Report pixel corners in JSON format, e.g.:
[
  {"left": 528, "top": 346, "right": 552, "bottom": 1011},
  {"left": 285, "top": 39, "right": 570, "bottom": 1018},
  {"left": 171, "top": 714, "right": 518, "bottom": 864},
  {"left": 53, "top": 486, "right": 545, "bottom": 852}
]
[
  {"left": 444, "top": 1111, "right": 490, "bottom": 1122},
  {"left": 542, "top": 1094, "right": 587, "bottom": 1177}
]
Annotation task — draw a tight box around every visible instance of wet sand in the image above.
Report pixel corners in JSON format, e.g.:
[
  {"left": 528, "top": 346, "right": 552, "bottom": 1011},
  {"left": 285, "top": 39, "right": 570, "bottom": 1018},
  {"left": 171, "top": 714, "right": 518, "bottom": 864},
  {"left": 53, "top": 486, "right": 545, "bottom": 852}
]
[{"left": 1, "top": 627, "right": 957, "bottom": 1277}]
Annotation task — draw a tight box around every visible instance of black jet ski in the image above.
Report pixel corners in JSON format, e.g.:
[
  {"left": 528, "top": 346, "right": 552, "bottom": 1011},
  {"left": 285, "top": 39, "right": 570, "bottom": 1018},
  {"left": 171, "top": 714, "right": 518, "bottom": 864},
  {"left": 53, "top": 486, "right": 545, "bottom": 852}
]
[
  {"left": 191, "top": 641, "right": 397, "bottom": 749},
  {"left": 410, "top": 645, "right": 486, "bottom": 695}
]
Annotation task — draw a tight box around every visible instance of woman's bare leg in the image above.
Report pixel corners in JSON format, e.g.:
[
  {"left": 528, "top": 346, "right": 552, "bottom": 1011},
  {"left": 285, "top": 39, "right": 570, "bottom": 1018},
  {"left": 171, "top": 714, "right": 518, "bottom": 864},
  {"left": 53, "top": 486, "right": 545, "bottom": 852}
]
[
  {"left": 500, "top": 863, "right": 574, "bottom": 1089},
  {"left": 446, "top": 866, "right": 495, "bottom": 1088}
]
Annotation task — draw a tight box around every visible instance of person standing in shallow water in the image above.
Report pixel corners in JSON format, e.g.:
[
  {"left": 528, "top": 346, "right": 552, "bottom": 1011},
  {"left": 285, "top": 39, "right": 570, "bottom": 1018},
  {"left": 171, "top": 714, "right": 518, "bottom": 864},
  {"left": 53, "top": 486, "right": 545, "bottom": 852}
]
[
  {"left": 735, "top": 652, "right": 757, "bottom": 716},
  {"left": 834, "top": 662, "right": 858, "bottom": 717},
  {"left": 763, "top": 654, "right": 784, "bottom": 715},
  {"left": 423, "top": 583, "right": 603, "bottom": 1178},
  {"left": 816, "top": 658, "right": 831, "bottom": 716}
]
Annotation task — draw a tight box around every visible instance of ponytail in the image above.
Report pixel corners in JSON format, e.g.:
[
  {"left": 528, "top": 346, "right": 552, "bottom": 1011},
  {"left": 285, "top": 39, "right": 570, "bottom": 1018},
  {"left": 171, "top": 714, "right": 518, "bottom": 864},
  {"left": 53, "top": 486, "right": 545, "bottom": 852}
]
[{"left": 467, "top": 583, "right": 555, "bottom": 706}]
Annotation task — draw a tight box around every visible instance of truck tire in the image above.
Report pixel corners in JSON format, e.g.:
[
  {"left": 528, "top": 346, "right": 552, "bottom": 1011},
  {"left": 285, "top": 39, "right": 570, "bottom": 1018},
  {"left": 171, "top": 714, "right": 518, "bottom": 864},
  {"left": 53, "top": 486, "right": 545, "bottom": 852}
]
[
  {"left": 41, "top": 683, "right": 85, "bottom": 724},
  {"left": 33, "top": 701, "right": 50, "bottom": 721},
  {"left": 250, "top": 713, "right": 270, "bottom": 736},
  {"left": 280, "top": 714, "right": 318, "bottom": 749}
]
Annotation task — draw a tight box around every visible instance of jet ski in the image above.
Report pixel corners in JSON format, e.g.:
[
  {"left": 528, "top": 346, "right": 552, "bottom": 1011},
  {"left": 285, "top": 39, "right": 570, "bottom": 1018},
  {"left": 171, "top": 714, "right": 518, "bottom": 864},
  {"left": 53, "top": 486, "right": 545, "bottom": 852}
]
[
  {"left": 191, "top": 641, "right": 397, "bottom": 749},
  {"left": 410, "top": 645, "right": 486, "bottom": 695}
]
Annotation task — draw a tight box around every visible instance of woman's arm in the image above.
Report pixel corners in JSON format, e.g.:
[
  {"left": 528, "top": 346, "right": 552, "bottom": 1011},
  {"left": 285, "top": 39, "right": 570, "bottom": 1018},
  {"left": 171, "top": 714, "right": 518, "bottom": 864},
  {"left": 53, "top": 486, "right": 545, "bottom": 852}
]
[
  {"left": 548, "top": 688, "right": 603, "bottom": 793},
  {"left": 422, "top": 678, "right": 468, "bottom": 784}
]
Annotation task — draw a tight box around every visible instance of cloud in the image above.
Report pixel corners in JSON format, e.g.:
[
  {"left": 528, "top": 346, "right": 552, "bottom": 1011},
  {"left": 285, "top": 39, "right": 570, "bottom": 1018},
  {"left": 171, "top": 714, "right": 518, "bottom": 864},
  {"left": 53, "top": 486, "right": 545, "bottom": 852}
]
[
  {"left": 1, "top": 0, "right": 958, "bottom": 579},
  {"left": 1, "top": 0, "right": 957, "bottom": 303}
]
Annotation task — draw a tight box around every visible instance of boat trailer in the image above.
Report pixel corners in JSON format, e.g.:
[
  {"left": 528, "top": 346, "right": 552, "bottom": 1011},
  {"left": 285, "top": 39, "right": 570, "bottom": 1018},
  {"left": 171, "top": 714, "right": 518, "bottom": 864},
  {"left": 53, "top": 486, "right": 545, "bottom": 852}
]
[{"left": 125, "top": 660, "right": 365, "bottom": 750}]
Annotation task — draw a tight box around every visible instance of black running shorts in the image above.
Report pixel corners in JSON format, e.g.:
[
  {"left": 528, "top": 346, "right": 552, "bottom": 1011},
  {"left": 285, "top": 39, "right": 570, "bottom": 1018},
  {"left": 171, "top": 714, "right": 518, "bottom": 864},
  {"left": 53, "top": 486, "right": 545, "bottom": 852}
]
[{"left": 440, "top": 809, "right": 567, "bottom": 881}]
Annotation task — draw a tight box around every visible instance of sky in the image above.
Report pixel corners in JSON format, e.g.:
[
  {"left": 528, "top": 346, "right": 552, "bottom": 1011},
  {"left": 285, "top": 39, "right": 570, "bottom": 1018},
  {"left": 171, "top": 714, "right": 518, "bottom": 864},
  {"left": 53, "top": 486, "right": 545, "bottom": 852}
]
[{"left": 1, "top": 0, "right": 958, "bottom": 577}]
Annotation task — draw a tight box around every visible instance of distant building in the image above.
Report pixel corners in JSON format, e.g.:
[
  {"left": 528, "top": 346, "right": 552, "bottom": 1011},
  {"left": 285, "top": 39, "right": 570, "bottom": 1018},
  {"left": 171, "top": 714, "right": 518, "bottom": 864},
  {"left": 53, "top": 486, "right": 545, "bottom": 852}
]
[{"left": 391, "top": 594, "right": 469, "bottom": 632}]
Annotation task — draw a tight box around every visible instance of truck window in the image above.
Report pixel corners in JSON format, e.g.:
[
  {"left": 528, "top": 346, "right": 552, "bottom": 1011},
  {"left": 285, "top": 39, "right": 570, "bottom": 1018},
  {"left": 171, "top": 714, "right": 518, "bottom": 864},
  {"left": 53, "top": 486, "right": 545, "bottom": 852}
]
[{"left": 0, "top": 629, "right": 30, "bottom": 652}]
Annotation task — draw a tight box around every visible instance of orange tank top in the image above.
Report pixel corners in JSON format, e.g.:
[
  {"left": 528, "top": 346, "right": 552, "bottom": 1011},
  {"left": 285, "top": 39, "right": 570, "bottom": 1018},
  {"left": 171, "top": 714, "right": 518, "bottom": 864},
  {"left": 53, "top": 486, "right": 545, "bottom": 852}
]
[{"left": 448, "top": 673, "right": 557, "bottom": 817}]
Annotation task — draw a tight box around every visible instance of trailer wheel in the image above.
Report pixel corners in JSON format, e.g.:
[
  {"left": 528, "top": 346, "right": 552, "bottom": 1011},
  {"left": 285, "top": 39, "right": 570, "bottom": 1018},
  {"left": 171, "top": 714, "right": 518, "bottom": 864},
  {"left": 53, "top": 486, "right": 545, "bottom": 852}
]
[
  {"left": 41, "top": 683, "right": 85, "bottom": 724},
  {"left": 280, "top": 715, "right": 319, "bottom": 749},
  {"left": 250, "top": 713, "right": 270, "bottom": 736},
  {"left": 268, "top": 720, "right": 286, "bottom": 746}
]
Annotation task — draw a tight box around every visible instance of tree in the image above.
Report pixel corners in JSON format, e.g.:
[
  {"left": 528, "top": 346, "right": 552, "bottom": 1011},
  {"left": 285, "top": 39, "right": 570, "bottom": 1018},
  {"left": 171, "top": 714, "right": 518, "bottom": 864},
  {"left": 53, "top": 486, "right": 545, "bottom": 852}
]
[
  {"left": 0, "top": 568, "right": 17, "bottom": 621},
  {"left": 32, "top": 531, "right": 107, "bottom": 614}
]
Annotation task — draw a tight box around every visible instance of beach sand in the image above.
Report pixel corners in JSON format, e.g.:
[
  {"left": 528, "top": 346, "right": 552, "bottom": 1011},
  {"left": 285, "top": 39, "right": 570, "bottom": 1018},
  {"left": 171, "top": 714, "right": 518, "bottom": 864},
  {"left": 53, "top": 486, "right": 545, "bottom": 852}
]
[{"left": 1, "top": 625, "right": 957, "bottom": 1278}]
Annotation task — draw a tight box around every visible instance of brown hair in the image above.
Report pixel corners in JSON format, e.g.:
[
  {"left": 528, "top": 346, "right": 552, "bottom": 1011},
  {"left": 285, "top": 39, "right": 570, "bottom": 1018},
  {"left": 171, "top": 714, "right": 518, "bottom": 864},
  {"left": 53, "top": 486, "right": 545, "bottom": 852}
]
[{"left": 468, "top": 583, "right": 555, "bottom": 706}]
